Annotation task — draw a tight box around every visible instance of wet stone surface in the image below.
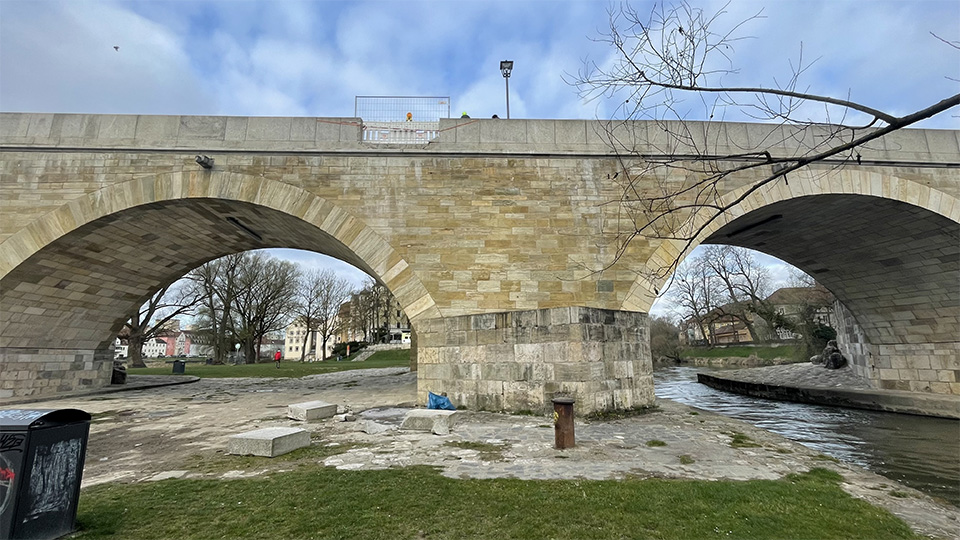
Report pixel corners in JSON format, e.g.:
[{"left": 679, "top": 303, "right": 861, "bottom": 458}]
[{"left": 716, "top": 363, "right": 873, "bottom": 389}]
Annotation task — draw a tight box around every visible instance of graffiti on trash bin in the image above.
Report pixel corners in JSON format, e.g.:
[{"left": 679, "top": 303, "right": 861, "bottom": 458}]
[
  {"left": 24, "top": 438, "right": 82, "bottom": 519},
  {"left": 0, "top": 434, "right": 25, "bottom": 453}
]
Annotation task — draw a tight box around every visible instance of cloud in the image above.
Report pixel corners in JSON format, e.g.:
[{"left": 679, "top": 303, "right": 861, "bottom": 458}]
[
  {"left": 0, "top": 0, "right": 214, "bottom": 114},
  {"left": 267, "top": 249, "right": 370, "bottom": 290}
]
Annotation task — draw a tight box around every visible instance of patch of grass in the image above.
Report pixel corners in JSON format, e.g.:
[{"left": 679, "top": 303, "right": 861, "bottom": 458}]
[
  {"left": 585, "top": 404, "right": 659, "bottom": 421},
  {"left": 773, "top": 447, "right": 794, "bottom": 454},
  {"left": 679, "top": 455, "right": 695, "bottom": 465},
  {"left": 813, "top": 453, "right": 841, "bottom": 463},
  {"left": 70, "top": 466, "right": 920, "bottom": 540},
  {"left": 889, "top": 490, "right": 911, "bottom": 499},
  {"left": 645, "top": 439, "right": 667, "bottom": 447},
  {"left": 444, "top": 441, "right": 509, "bottom": 461},
  {"left": 787, "top": 467, "right": 844, "bottom": 484},
  {"left": 127, "top": 350, "right": 410, "bottom": 379},
  {"left": 681, "top": 345, "right": 798, "bottom": 360},
  {"left": 727, "top": 431, "right": 762, "bottom": 448}
]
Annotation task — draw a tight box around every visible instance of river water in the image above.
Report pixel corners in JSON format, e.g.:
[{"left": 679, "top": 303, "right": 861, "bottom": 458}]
[{"left": 654, "top": 365, "right": 960, "bottom": 507}]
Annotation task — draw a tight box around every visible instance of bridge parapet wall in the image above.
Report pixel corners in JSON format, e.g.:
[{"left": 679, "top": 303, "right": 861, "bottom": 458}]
[{"left": 3, "top": 113, "right": 958, "bottom": 164}]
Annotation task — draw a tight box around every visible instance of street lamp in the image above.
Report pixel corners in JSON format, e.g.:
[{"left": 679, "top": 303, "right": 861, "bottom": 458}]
[{"left": 500, "top": 60, "right": 514, "bottom": 119}]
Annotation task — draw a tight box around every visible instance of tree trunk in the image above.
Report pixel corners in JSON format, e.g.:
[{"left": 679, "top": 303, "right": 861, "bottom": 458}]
[
  {"left": 300, "top": 330, "right": 309, "bottom": 362},
  {"left": 128, "top": 336, "right": 147, "bottom": 368},
  {"left": 321, "top": 336, "right": 328, "bottom": 361}
]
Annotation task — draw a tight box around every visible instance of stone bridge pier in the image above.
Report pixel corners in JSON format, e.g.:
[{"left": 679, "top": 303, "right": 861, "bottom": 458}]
[{"left": 1, "top": 113, "right": 957, "bottom": 411}]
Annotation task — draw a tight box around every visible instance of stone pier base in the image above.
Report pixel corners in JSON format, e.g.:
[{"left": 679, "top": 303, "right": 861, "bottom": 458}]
[
  {"left": 0, "top": 347, "right": 113, "bottom": 403},
  {"left": 414, "top": 307, "right": 654, "bottom": 415}
]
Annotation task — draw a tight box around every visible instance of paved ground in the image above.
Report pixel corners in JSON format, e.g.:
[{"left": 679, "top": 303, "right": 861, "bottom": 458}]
[
  {"left": 703, "top": 362, "right": 960, "bottom": 418},
  {"left": 715, "top": 362, "right": 874, "bottom": 389},
  {"left": 21, "top": 367, "right": 959, "bottom": 539}
]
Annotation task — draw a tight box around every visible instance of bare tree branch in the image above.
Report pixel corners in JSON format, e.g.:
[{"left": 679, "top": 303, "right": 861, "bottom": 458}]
[{"left": 569, "top": 0, "right": 960, "bottom": 284}]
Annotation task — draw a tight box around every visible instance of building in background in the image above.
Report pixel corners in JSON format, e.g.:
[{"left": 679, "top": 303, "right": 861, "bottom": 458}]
[
  {"left": 680, "top": 286, "right": 835, "bottom": 345},
  {"left": 284, "top": 319, "right": 334, "bottom": 361},
  {"left": 141, "top": 337, "right": 168, "bottom": 357}
]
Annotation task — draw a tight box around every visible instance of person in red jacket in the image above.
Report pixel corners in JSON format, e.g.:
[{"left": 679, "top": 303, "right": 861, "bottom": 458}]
[{"left": 274, "top": 349, "right": 282, "bottom": 368}]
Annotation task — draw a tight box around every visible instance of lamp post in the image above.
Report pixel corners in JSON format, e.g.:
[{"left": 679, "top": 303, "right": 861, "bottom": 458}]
[{"left": 500, "top": 60, "right": 513, "bottom": 119}]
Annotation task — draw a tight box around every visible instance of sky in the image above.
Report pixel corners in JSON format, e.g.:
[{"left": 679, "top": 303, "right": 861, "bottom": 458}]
[{"left": 2, "top": 0, "right": 958, "bottom": 317}]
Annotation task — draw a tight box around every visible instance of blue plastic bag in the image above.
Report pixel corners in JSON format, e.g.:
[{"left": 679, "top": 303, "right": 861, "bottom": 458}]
[{"left": 427, "top": 391, "right": 456, "bottom": 410}]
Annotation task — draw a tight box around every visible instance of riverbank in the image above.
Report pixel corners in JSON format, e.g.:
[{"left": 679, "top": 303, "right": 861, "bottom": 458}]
[
  {"left": 19, "top": 368, "right": 960, "bottom": 539},
  {"left": 658, "top": 356, "right": 801, "bottom": 367},
  {"left": 698, "top": 363, "right": 960, "bottom": 419}
]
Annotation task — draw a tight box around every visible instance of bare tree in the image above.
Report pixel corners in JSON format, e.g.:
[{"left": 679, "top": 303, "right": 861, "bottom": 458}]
[
  {"left": 701, "top": 245, "right": 772, "bottom": 342},
  {"left": 293, "top": 269, "right": 353, "bottom": 361},
  {"left": 188, "top": 253, "right": 244, "bottom": 364},
  {"left": 670, "top": 254, "right": 720, "bottom": 345},
  {"left": 122, "top": 282, "right": 200, "bottom": 368},
  {"left": 649, "top": 315, "right": 682, "bottom": 362},
  {"left": 572, "top": 1, "right": 960, "bottom": 278},
  {"left": 233, "top": 252, "right": 300, "bottom": 363},
  {"left": 315, "top": 270, "right": 353, "bottom": 360},
  {"left": 292, "top": 270, "right": 324, "bottom": 362}
]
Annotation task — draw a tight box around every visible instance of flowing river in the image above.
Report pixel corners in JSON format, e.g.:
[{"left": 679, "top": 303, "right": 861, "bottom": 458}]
[{"left": 654, "top": 365, "right": 960, "bottom": 507}]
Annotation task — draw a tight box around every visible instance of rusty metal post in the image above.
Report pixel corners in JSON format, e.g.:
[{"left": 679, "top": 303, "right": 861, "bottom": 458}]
[{"left": 552, "top": 397, "right": 575, "bottom": 449}]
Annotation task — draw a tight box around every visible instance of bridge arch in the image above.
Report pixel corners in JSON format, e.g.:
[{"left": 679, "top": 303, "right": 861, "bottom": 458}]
[
  {"left": 0, "top": 171, "right": 439, "bottom": 399},
  {"left": 625, "top": 169, "right": 960, "bottom": 393}
]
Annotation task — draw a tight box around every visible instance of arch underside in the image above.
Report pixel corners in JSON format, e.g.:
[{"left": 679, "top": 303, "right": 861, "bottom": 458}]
[
  {"left": 705, "top": 194, "right": 959, "bottom": 392},
  {"left": 0, "top": 198, "right": 381, "bottom": 353}
]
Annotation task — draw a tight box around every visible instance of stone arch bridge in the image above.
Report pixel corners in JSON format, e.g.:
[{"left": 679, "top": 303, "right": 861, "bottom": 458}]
[{"left": 1, "top": 113, "right": 957, "bottom": 411}]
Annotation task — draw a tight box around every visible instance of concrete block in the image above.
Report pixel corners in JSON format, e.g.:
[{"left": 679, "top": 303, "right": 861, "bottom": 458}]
[
  {"left": 228, "top": 427, "right": 310, "bottom": 457},
  {"left": 287, "top": 400, "right": 337, "bottom": 421},
  {"left": 400, "top": 409, "right": 460, "bottom": 435}
]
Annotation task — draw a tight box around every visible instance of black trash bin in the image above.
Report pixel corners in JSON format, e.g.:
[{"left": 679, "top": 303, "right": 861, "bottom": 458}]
[
  {"left": 172, "top": 359, "right": 185, "bottom": 374},
  {"left": 0, "top": 408, "right": 91, "bottom": 540}
]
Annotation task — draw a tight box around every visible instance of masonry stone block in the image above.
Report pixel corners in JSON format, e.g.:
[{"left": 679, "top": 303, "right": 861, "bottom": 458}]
[
  {"left": 228, "top": 427, "right": 310, "bottom": 457},
  {"left": 287, "top": 400, "right": 338, "bottom": 421},
  {"left": 400, "top": 409, "right": 460, "bottom": 435}
]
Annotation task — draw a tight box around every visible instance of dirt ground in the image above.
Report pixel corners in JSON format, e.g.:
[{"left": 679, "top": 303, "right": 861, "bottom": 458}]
[
  {"left": 21, "top": 368, "right": 960, "bottom": 539},
  {"left": 52, "top": 368, "right": 417, "bottom": 486}
]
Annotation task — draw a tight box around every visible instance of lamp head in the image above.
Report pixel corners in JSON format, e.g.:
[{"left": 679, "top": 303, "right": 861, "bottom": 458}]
[
  {"left": 195, "top": 155, "right": 214, "bottom": 169},
  {"left": 500, "top": 60, "right": 514, "bottom": 78}
]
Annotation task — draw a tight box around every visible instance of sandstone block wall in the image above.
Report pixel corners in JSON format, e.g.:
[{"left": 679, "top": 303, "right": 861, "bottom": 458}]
[
  {"left": 415, "top": 307, "right": 654, "bottom": 415},
  {"left": 834, "top": 301, "right": 960, "bottom": 394},
  {"left": 0, "top": 347, "right": 111, "bottom": 401}
]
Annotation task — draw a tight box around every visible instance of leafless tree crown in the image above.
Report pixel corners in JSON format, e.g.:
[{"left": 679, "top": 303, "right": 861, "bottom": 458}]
[{"left": 571, "top": 1, "right": 959, "bottom": 281}]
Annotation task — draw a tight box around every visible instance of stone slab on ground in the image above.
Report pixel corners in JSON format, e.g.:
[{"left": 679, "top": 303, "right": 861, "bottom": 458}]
[
  {"left": 287, "top": 400, "right": 337, "bottom": 421},
  {"left": 227, "top": 427, "right": 310, "bottom": 457},
  {"left": 145, "top": 470, "right": 189, "bottom": 482},
  {"left": 401, "top": 409, "right": 460, "bottom": 435}
]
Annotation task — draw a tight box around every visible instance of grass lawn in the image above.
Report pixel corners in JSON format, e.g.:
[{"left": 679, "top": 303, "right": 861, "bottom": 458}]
[
  {"left": 126, "top": 349, "right": 410, "bottom": 378},
  {"left": 69, "top": 467, "right": 919, "bottom": 540},
  {"left": 681, "top": 345, "right": 799, "bottom": 361}
]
